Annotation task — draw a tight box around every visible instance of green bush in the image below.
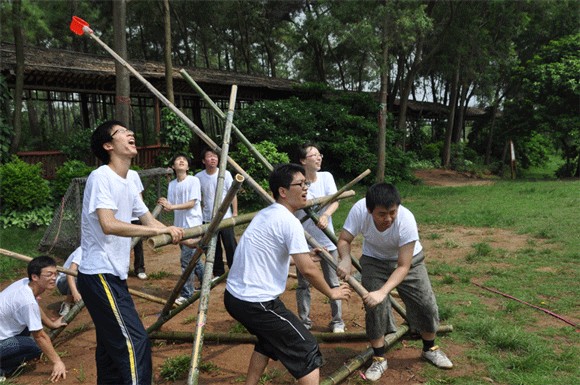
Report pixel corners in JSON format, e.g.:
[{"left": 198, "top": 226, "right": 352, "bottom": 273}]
[
  {"left": 0, "top": 156, "right": 51, "bottom": 211},
  {"left": 52, "top": 160, "right": 94, "bottom": 200},
  {"left": 160, "top": 108, "right": 193, "bottom": 165},
  {"left": 0, "top": 206, "right": 53, "bottom": 229},
  {"left": 229, "top": 140, "right": 289, "bottom": 210},
  {"left": 60, "top": 127, "right": 94, "bottom": 163}
]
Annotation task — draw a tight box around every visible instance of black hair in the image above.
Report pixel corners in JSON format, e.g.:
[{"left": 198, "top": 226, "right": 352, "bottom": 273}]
[
  {"left": 269, "top": 163, "right": 305, "bottom": 201},
  {"left": 297, "top": 142, "right": 320, "bottom": 161},
  {"left": 91, "top": 120, "right": 126, "bottom": 164},
  {"left": 28, "top": 255, "right": 56, "bottom": 280},
  {"left": 200, "top": 147, "right": 219, "bottom": 160},
  {"left": 168, "top": 152, "right": 192, "bottom": 169},
  {"left": 365, "top": 183, "right": 401, "bottom": 212}
]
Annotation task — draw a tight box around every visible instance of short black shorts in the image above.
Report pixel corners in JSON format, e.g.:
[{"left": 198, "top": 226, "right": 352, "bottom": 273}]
[{"left": 224, "top": 290, "right": 323, "bottom": 379}]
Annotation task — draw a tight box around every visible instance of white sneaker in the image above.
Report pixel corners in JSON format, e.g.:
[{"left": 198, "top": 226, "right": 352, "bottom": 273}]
[
  {"left": 59, "top": 302, "right": 71, "bottom": 316},
  {"left": 137, "top": 272, "right": 148, "bottom": 280},
  {"left": 174, "top": 296, "right": 188, "bottom": 306},
  {"left": 332, "top": 325, "right": 345, "bottom": 333},
  {"left": 422, "top": 346, "right": 453, "bottom": 369},
  {"left": 364, "top": 356, "right": 387, "bottom": 381}
]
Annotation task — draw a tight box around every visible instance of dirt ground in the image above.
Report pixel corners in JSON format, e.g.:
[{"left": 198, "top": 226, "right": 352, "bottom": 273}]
[{"left": 4, "top": 169, "right": 538, "bottom": 385}]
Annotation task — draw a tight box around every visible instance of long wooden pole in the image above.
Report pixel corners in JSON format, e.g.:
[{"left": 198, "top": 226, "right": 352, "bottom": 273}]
[
  {"left": 0, "top": 249, "right": 170, "bottom": 306},
  {"left": 150, "top": 331, "right": 369, "bottom": 344},
  {"left": 147, "top": 190, "right": 356, "bottom": 249},
  {"left": 130, "top": 203, "right": 162, "bottom": 248},
  {"left": 179, "top": 71, "right": 272, "bottom": 170},
  {"left": 320, "top": 324, "right": 454, "bottom": 385},
  {"left": 77, "top": 24, "right": 272, "bottom": 208},
  {"left": 189, "top": 85, "right": 238, "bottom": 385}
]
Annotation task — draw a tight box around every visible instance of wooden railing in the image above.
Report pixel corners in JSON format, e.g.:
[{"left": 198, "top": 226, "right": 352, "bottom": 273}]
[{"left": 17, "top": 145, "right": 169, "bottom": 180}]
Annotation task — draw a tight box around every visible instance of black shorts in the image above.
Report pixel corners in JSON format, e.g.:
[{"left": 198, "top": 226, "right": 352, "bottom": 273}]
[{"left": 224, "top": 290, "right": 323, "bottom": 379}]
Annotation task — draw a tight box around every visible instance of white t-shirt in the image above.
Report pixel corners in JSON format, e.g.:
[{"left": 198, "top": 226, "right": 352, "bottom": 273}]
[
  {"left": 194, "top": 169, "right": 234, "bottom": 222},
  {"left": 168, "top": 175, "right": 202, "bottom": 228},
  {"left": 56, "top": 246, "right": 83, "bottom": 285},
  {"left": 80, "top": 165, "right": 149, "bottom": 279},
  {"left": 0, "top": 278, "right": 42, "bottom": 340},
  {"left": 343, "top": 199, "right": 423, "bottom": 261},
  {"left": 295, "top": 171, "right": 337, "bottom": 251},
  {"left": 127, "top": 169, "right": 145, "bottom": 222},
  {"left": 226, "top": 203, "right": 309, "bottom": 302}
]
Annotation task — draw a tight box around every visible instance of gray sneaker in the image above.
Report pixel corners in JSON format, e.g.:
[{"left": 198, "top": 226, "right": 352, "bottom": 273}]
[
  {"left": 364, "top": 356, "right": 387, "bottom": 381},
  {"left": 422, "top": 346, "right": 453, "bottom": 369}
]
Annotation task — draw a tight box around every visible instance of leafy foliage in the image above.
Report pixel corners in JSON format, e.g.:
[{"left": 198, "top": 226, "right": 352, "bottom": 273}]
[
  {"left": 159, "top": 108, "right": 193, "bottom": 165},
  {"left": 60, "top": 128, "right": 94, "bottom": 163},
  {"left": 235, "top": 92, "right": 414, "bottom": 185},
  {"left": 230, "top": 140, "right": 289, "bottom": 210},
  {"left": 0, "top": 206, "right": 53, "bottom": 229},
  {"left": 0, "top": 156, "right": 51, "bottom": 211},
  {"left": 51, "top": 160, "right": 94, "bottom": 200}
]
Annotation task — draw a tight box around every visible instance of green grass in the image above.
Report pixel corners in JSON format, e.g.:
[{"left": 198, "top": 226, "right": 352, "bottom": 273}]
[{"left": 331, "top": 179, "right": 579, "bottom": 385}]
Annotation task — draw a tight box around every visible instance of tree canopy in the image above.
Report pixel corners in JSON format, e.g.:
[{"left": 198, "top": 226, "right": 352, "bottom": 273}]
[{"left": 1, "top": 0, "right": 578, "bottom": 177}]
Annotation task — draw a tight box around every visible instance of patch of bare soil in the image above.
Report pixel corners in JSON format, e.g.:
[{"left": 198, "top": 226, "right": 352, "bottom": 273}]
[
  {"left": 4, "top": 170, "right": 547, "bottom": 385},
  {"left": 414, "top": 168, "right": 495, "bottom": 187}
]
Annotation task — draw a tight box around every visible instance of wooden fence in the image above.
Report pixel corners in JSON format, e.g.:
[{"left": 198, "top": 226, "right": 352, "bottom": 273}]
[{"left": 17, "top": 145, "right": 168, "bottom": 179}]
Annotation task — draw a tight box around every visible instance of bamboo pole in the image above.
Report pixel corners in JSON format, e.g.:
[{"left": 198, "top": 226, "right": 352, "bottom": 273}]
[
  {"left": 158, "top": 175, "right": 244, "bottom": 318},
  {"left": 320, "top": 324, "right": 454, "bottom": 385},
  {"left": 179, "top": 71, "right": 272, "bottom": 172},
  {"left": 147, "top": 190, "right": 356, "bottom": 249},
  {"left": 48, "top": 300, "right": 85, "bottom": 340},
  {"left": 130, "top": 203, "right": 162, "bottom": 248},
  {"left": 149, "top": 331, "right": 369, "bottom": 344},
  {"left": 74, "top": 22, "right": 273, "bottom": 209},
  {"left": 0, "top": 249, "right": 170, "bottom": 306},
  {"left": 189, "top": 85, "right": 238, "bottom": 385}
]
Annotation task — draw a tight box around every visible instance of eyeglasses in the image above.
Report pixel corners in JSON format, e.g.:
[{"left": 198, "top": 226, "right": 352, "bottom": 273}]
[
  {"left": 40, "top": 271, "right": 57, "bottom": 278},
  {"left": 111, "top": 127, "right": 134, "bottom": 137},
  {"left": 289, "top": 181, "right": 311, "bottom": 189},
  {"left": 306, "top": 153, "right": 323, "bottom": 159}
]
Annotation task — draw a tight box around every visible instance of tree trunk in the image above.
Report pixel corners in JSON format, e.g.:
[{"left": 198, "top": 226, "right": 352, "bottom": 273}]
[
  {"left": 442, "top": 62, "right": 460, "bottom": 167},
  {"left": 10, "top": 0, "right": 24, "bottom": 154},
  {"left": 376, "top": 5, "right": 389, "bottom": 183},
  {"left": 163, "top": 0, "right": 175, "bottom": 104},
  {"left": 113, "top": 0, "right": 131, "bottom": 125}
]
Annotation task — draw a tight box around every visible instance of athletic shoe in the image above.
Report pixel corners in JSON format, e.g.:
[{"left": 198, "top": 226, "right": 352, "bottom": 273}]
[
  {"left": 59, "top": 302, "right": 71, "bottom": 317},
  {"left": 364, "top": 356, "right": 387, "bottom": 381},
  {"left": 174, "top": 296, "right": 188, "bottom": 306},
  {"left": 422, "top": 346, "right": 453, "bottom": 369},
  {"left": 0, "top": 375, "right": 6, "bottom": 383},
  {"left": 332, "top": 325, "right": 345, "bottom": 333},
  {"left": 137, "top": 272, "right": 148, "bottom": 280}
]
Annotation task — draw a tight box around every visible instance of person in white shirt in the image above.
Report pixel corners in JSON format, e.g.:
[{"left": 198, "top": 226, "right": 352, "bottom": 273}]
[
  {"left": 79, "top": 120, "right": 184, "bottom": 385},
  {"left": 195, "top": 147, "right": 238, "bottom": 277},
  {"left": 0, "top": 256, "right": 67, "bottom": 382},
  {"left": 294, "top": 143, "right": 345, "bottom": 333},
  {"left": 158, "top": 153, "right": 204, "bottom": 305},
  {"left": 337, "top": 183, "right": 453, "bottom": 382},
  {"left": 224, "top": 163, "right": 351, "bottom": 385},
  {"left": 55, "top": 246, "right": 83, "bottom": 317}
]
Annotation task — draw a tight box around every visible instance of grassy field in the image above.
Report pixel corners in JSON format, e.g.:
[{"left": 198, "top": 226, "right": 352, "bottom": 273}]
[
  {"left": 1, "top": 178, "right": 578, "bottom": 384},
  {"left": 334, "top": 179, "right": 579, "bottom": 385}
]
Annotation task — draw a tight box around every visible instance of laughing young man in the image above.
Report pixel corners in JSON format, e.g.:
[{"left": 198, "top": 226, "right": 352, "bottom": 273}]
[
  {"left": 79, "top": 120, "right": 184, "bottom": 385},
  {"left": 337, "top": 182, "right": 453, "bottom": 382},
  {"left": 0, "top": 256, "right": 67, "bottom": 382},
  {"left": 224, "top": 163, "right": 351, "bottom": 385}
]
